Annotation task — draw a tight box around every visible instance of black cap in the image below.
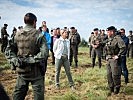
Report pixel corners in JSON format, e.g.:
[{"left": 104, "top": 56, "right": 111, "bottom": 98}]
[
  {"left": 129, "top": 30, "right": 132, "bottom": 33},
  {"left": 91, "top": 32, "right": 94, "bottom": 34},
  {"left": 56, "top": 27, "right": 60, "bottom": 30},
  {"left": 70, "top": 27, "right": 75, "bottom": 29},
  {"left": 106, "top": 26, "right": 116, "bottom": 31},
  {"left": 93, "top": 28, "right": 98, "bottom": 31},
  {"left": 4, "top": 24, "right": 8, "bottom": 27}
]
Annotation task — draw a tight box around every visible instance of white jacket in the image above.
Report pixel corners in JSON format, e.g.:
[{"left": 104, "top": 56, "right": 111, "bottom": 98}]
[{"left": 53, "top": 37, "right": 70, "bottom": 59}]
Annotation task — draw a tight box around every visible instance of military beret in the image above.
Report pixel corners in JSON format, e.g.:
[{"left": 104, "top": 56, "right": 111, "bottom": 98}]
[
  {"left": 106, "top": 26, "right": 116, "bottom": 31},
  {"left": 56, "top": 27, "right": 60, "bottom": 30},
  {"left": 93, "top": 28, "right": 99, "bottom": 31},
  {"left": 4, "top": 24, "right": 8, "bottom": 27},
  {"left": 129, "top": 30, "right": 132, "bottom": 33},
  {"left": 91, "top": 32, "right": 94, "bottom": 34},
  {"left": 70, "top": 27, "right": 75, "bottom": 29}
]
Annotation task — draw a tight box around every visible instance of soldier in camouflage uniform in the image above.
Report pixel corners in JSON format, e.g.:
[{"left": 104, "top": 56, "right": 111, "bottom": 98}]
[
  {"left": 106, "top": 26, "right": 126, "bottom": 94},
  {"left": 1, "top": 24, "right": 9, "bottom": 52},
  {"left": 88, "top": 32, "right": 94, "bottom": 58},
  {"left": 69, "top": 27, "right": 81, "bottom": 67},
  {"left": 5, "top": 13, "right": 48, "bottom": 100},
  {"left": 91, "top": 28, "right": 102, "bottom": 68},
  {"left": 127, "top": 30, "right": 133, "bottom": 58},
  {"left": 100, "top": 29, "right": 108, "bottom": 60}
]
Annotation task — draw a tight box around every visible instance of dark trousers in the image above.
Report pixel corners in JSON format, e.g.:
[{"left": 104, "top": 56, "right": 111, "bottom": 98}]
[
  {"left": 51, "top": 51, "right": 55, "bottom": 65},
  {"left": 120, "top": 56, "right": 129, "bottom": 82},
  {"left": 91, "top": 48, "right": 101, "bottom": 68},
  {"left": 70, "top": 45, "right": 78, "bottom": 63},
  {"left": 1, "top": 40, "right": 8, "bottom": 52},
  {"left": 13, "top": 76, "right": 44, "bottom": 100},
  {"left": 89, "top": 45, "right": 92, "bottom": 58}
]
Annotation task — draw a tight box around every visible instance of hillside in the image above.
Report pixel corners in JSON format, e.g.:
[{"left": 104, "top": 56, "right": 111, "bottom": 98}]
[{"left": 0, "top": 47, "right": 133, "bottom": 100}]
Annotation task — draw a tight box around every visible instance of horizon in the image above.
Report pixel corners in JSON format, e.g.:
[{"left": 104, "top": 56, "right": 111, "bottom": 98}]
[{"left": 0, "top": 0, "right": 133, "bottom": 40}]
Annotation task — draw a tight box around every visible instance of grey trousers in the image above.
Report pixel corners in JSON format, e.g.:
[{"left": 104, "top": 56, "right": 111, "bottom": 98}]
[{"left": 55, "top": 55, "right": 74, "bottom": 86}]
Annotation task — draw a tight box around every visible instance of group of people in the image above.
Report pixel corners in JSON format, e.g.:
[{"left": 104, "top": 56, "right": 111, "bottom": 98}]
[
  {"left": 88, "top": 26, "right": 133, "bottom": 95},
  {"left": 1, "top": 12, "right": 81, "bottom": 100},
  {"left": 0, "top": 12, "right": 132, "bottom": 99}
]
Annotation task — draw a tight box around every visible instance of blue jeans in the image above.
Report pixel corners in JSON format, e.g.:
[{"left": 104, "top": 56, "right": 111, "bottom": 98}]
[{"left": 120, "top": 55, "right": 129, "bottom": 82}]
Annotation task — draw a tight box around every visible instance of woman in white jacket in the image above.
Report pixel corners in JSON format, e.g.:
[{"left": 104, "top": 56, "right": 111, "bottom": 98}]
[{"left": 53, "top": 29, "right": 74, "bottom": 90}]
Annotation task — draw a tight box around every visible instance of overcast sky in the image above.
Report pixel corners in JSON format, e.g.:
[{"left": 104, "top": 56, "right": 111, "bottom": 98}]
[{"left": 0, "top": 0, "right": 133, "bottom": 40}]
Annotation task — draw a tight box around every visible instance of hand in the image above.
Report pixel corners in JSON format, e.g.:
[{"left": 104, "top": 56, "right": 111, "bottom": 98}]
[
  {"left": 11, "top": 57, "right": 20, "bottom": 67},
  {"left": 112, "top": 55, "right": 118, "bottom": 60},
  {"left": 93, "top": 45, "right": 98, "bottom": 48}
]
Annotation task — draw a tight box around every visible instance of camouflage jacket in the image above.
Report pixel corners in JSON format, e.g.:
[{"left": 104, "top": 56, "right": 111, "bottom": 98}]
[
  {"left": 127, "top": 35, "right": 133, "bottom": 44},
  {"left": 106, "top": 35, "right": 126, "bottom": 57},
  {"left": 91, "top": 34, "right": 101, "bottom": 49},
  {"left": 69, "top": 32, "right": 81, "bottom": 45},
  {"left": 5, "top": 24, "right": 49, "bottom": 68}
]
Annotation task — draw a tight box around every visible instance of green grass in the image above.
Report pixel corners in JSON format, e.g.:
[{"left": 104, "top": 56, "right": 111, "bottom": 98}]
[{"left": 0, "top": 47, "right": 133, "bottom": 100}]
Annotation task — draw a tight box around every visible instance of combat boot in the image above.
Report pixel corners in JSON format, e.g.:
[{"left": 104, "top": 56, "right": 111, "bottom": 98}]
[
  {"left": 114, "top": 87, "right": 120, "bottom": 94},
  {"left": 92, "top": 58, "right": 95, "bottom": 68},
  {"left": 98, "top": 58, "right": 101, "bottom": 68},
  {"left": 108, "top": 87, "right": 114, "bottom": 96},
  {"left": 75, "top": 62, "right": 78, "bottom": 68},
  {"left": 125, "top": 78, "right": 129, "bottom": 84}
]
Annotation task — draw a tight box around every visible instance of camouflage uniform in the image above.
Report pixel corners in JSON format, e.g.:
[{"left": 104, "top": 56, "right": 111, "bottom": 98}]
[
  {"left": 91, "top": 34, "right": 102, "bottom": 68},
  {"left": 100, "top": 33, "right": 108, "bottom": 59},
  {"left": 127, "top": 34, "right": 133, "bottom": 58},
  {"left": 1, "top": 25, "right": 9, "bottom": 52},
  {"left": 5, "top": 24, "right": 48, "bottom": 100},
  {"left": 106, "top": 35, "right": 126, "bottom": 94},
  {"left": 88, "top": 33, "right": 94, "bottom": 58},
  {"left": 69, "top": 31, "right": 81, "bottom": 67}
]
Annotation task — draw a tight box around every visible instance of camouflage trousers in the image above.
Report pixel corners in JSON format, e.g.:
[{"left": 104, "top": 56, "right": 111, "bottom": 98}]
[
  {"left": 13, "top": 76, "right": 44, "bottom": 100},
  {"left": 106, "top": 58, "right": 121, "bottom": 89}
]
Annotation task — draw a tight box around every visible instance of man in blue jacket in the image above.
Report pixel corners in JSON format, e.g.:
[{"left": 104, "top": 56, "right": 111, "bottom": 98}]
[{"left": 120, "top": 28, "right": 129, "bottom": 84}]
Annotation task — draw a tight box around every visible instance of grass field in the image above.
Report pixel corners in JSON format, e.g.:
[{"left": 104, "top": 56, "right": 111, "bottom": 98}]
[{"left": 0, "top": 47, "right": 133, "bottom": 100}]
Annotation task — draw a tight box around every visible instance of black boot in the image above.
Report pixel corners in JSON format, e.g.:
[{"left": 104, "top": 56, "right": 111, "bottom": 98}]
[
  {"left": 70, "top": 62, "right": 72, "bottom": 67},
  {"left": 108, "top": 87, "right": 114, "bottom": 96},
  {"left": 92, "top": 58, "right": 95, "bottom": 68},
  {"left": 98, "top": 58, "right": 101, "bottom": 68},
  {"left": 110, "top": 87, "right": 114, "bottom": 93},
  {"left": 75, "top": 62, "right": 78, "bottom": 68},
  {"left": 114, "top": 87, "right": 120, "bottom": 94},
  {"left": 125, "top": 78, "right": 129, "bottom": 84}
]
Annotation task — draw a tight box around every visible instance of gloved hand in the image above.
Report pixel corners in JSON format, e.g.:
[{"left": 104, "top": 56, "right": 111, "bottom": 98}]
[{"left": 10, "top": 57, "right": 20, "bottom": 70}]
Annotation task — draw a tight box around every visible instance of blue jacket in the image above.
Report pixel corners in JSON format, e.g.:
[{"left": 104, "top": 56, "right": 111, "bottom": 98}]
[
  {"left": 42, "top": 31, "right": 51, "bottom": 50},
  {"left": 121, "top": 35, "right": 129, "bottom": 55}
]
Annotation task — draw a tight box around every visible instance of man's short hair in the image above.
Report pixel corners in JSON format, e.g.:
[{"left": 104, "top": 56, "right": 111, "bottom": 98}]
[{"left": 24, "top": 13, "right": 37, "bottom": 25}]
